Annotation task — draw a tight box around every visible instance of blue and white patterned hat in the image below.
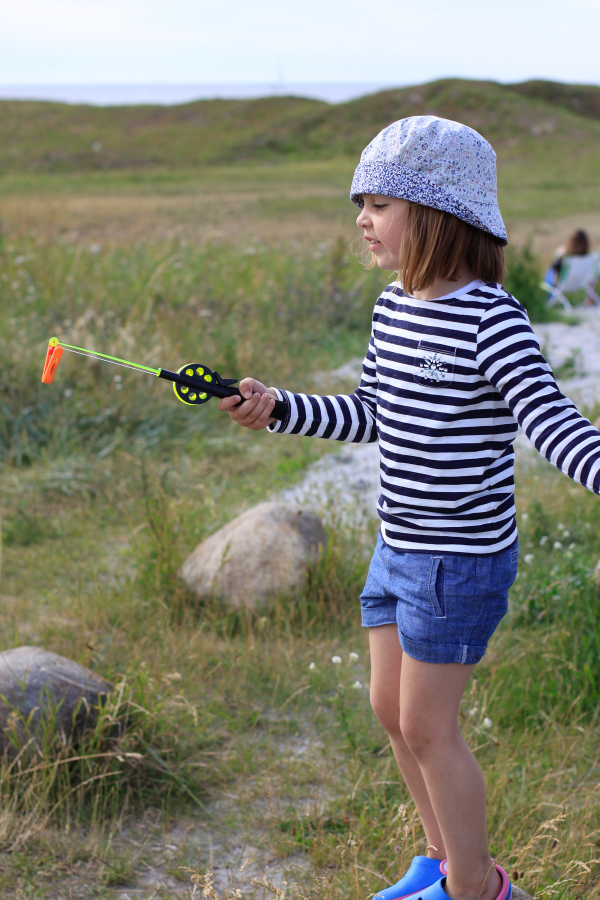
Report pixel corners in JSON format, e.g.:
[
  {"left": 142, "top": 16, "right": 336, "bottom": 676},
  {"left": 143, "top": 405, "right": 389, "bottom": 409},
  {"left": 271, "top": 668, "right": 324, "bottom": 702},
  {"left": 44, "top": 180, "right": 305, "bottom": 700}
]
[{"left": 350, "top": 116, "right": 507, "bottom": 244}]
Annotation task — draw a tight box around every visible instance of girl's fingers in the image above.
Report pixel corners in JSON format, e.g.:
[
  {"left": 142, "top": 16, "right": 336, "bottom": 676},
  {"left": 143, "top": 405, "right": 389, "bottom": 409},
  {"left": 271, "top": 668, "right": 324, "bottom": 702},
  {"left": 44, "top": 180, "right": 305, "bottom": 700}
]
[
  {"left": 219, "top": 391, "right": 275, "bottom": 430},
  {"left": 243, "top": 393, "right": 276, "bottom": 430},
  {"left": 217, "top": 395, "right": 244, "bottom": 412},
  {"left": 239, "top": 377, "right": 268, "bottom": 399}
]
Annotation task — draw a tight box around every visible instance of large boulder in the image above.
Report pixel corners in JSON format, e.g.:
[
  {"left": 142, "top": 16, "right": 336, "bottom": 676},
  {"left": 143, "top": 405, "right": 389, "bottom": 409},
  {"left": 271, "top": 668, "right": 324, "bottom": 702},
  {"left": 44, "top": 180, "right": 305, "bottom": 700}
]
[
  {"left": 180, "top": 502, "right": 327, "bottom": 609},
  {"left": 0, "top": 646, "right": 113, "bottom": 754}
]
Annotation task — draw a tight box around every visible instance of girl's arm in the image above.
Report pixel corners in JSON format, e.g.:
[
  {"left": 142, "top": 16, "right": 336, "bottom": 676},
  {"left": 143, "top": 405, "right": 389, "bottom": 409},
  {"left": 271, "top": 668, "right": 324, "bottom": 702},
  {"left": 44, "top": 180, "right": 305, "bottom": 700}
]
[
  {"left": 218, "top": 335, "right": 379, "bottom": 444},
  {"left": 477, "top": 297, "right": 600, "bottom": 491}
]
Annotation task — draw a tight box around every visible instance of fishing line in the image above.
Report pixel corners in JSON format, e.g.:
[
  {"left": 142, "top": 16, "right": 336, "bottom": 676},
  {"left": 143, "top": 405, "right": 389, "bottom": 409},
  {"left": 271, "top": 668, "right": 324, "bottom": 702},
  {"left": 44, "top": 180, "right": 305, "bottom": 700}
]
[
  {"left": 60, "top": 346, "right": 159, "bottom": 376},
  {"left": 59, "top": 341, "right": 160, "bottom": 375}
]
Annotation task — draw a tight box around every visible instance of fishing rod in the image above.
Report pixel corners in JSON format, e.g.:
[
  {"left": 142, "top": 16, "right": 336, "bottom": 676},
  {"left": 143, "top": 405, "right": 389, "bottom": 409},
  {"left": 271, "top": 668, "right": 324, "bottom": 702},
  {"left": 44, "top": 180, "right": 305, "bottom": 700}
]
[{"left": 41, "top": 337, "right": 288, "bottom": 421}]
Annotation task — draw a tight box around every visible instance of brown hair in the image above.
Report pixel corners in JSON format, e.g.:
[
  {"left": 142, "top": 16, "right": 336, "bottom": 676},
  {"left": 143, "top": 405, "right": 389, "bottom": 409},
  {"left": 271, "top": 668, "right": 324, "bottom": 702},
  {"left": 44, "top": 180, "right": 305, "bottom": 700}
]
[
  {"left": 565, "top": 229, "right": 589, "bottom": 256},
  {"left": 391, "top": 203, "right": 506, "bottom": 296}
]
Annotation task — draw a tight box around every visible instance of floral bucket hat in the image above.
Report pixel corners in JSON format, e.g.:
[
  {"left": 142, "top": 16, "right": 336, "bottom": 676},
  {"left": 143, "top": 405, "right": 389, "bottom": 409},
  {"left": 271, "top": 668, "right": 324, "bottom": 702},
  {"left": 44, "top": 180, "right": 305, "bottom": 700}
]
[{"left": 350, "top": 115, "right": 508, "bottom": 244}]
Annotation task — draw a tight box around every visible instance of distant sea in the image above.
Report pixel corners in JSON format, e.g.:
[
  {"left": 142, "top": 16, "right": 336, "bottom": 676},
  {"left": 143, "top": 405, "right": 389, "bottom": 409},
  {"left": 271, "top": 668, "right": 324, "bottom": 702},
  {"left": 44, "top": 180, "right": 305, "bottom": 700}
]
[{"left": 0, "top": 83, "right": 394, "bottom": 106}]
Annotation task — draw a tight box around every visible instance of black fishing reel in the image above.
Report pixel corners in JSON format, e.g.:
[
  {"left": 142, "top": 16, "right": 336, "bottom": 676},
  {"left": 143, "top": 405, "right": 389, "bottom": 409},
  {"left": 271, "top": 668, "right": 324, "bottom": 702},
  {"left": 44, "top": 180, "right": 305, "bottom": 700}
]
[
  {"left": 172, "top": 363, "right": 238, "bottom": 406},
  {"left": 163, "top": 361, "right": 288, "bottom": 420}
]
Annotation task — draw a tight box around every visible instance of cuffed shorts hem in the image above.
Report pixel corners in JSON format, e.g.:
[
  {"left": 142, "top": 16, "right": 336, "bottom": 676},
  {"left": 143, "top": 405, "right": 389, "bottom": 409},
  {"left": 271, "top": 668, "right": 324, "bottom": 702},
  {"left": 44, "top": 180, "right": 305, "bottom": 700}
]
[
  {"left": 399, "top": 631, "right": 489, "bottom": 665},
  {"left": 361, "top": 605, "right": 398, "bottom": 628}
]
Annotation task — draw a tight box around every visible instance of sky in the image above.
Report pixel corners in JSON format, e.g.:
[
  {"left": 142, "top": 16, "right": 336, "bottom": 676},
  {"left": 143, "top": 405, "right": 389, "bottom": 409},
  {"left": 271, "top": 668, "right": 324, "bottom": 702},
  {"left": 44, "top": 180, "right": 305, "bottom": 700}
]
[{"left": 2, "top": 0, "right": 600, "bottom": 87}]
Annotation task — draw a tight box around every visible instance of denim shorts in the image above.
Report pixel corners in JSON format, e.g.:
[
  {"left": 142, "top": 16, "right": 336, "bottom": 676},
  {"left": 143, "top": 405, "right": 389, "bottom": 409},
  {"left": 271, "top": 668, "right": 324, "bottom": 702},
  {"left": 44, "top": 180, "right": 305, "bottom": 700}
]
[{"left": 360, "top": 532, "right": 519, "bottom": 665}]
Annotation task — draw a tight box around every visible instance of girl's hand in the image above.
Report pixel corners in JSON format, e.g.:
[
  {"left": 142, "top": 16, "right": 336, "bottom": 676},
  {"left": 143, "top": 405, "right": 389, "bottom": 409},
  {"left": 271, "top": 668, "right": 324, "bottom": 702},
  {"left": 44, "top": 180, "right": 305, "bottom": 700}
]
[{"left": 217, "top": 377, "right": 278, "bottom": 430}]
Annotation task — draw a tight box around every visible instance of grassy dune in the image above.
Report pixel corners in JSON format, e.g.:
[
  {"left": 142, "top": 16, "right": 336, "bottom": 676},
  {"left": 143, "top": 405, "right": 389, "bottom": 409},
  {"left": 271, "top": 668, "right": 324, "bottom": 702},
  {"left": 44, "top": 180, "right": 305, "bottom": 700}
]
[
  {"left": 3, "top": 78, "right": 600, "bottom": 171},
  {"left": 0, "top": 80, "right": 600, "bottom": 897},
  {"left": 2, "top": 78, "right": 600, "bottom": 240}
]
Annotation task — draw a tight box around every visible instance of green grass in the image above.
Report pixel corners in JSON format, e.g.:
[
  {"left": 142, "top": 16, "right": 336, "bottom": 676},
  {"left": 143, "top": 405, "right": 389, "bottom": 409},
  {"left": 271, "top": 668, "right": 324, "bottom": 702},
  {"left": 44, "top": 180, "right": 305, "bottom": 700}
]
[
  {"left": 1, "top": 234, "right": 599, "bottom": 897},
  {"left": 0, "top": 236, "right": 382, "bottom": 466},
  {"left": 2, "top": 76, "right": 600, "bottom": 236},
  {"left": 2, "top": 452, "right": 600, "bottom": 897}
]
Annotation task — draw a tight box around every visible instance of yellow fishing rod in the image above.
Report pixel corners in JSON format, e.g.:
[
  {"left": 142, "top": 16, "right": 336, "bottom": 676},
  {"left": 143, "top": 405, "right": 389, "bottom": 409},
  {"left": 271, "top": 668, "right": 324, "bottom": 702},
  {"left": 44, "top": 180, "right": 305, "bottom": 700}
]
[{"left": 41, "top": 337, "right": 288, "bottom": 420}]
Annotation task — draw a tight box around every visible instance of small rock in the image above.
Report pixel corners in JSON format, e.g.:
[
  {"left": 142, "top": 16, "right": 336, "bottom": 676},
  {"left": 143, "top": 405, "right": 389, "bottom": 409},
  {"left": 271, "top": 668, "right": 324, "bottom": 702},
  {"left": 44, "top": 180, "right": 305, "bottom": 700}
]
[
  {"left": 180, "top": 502, "right": 327, "bottom": 609},
  {"left": 512, "top": 886, "right": 535, "bottom": 900},
  {"left": 0, "top": 646, "right": 113, "bottom": 754}
]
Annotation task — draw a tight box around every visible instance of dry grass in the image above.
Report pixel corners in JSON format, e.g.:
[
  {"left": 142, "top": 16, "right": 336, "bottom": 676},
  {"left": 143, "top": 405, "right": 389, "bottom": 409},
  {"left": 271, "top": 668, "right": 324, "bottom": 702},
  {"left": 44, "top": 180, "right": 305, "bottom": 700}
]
[{"left": 1, "top": 144, "right": 600, "bottom": 896}]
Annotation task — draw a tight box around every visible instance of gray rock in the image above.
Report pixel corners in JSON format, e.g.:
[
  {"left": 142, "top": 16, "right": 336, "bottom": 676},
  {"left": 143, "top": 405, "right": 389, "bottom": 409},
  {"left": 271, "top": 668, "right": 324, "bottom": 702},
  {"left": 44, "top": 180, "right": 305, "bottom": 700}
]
[
  {"left": 0, "top": 646, "right": 113, "bottom": 754},
  {"left": 180, "top": 502, "right": 327, "bottom": 609},
  {"left": 513, "top": 886, "right": 535, "bottom": 900}
]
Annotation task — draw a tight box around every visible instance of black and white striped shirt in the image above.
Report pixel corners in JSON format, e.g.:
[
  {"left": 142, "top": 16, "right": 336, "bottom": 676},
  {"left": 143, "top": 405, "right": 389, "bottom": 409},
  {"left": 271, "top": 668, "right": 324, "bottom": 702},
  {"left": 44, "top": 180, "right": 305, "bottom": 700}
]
[{"left": 270, "top": 279, "right": 600, "bottom": 554}]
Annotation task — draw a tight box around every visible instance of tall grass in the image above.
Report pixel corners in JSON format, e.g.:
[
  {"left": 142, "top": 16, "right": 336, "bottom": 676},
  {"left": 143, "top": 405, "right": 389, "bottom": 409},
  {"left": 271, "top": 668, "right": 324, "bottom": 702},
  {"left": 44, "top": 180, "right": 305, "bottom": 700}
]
[
  {"left": 0, "top": 236, "right": 378, "bottom": 465},
  {"left": 5, "top": 457, "right": 600, "bottom": 896},
  {"left": 2, "top": 232, "right": 600, "bottom": 896}
]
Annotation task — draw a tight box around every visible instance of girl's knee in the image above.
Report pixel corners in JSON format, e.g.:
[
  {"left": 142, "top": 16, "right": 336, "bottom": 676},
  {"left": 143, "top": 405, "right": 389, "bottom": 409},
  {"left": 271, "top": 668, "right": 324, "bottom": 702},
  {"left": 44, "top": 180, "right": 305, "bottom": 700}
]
[
  {"left": 399, "top": 709, "right": 454, "bottom": 760},
  {"left": 369, "top": 688, "right": 401, "bottom": 737}
]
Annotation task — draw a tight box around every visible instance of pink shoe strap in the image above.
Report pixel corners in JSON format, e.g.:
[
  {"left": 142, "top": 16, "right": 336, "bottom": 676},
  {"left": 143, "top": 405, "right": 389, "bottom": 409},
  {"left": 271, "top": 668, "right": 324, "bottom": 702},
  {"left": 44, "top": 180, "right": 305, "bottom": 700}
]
[
  {"left": 493, "top": 865, "right": 511, "bottom": 900},
  {"left": 439, "top": 860, "right": 448, "bottom": 876}
]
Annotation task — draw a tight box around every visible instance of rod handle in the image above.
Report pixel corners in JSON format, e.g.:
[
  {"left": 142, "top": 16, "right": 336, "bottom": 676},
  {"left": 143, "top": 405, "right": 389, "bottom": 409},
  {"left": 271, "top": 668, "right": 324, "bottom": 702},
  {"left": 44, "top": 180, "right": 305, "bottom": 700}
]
[{"left": 230, "top": 388, "right": 288, "bottom": 422}]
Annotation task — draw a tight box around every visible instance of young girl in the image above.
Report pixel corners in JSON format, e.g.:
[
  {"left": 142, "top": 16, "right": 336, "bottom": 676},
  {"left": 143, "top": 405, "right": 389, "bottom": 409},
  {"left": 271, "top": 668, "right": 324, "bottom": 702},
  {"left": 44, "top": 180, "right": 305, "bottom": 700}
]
[{"left": 218, "top": 116, "right": 600, "bottom": 900}]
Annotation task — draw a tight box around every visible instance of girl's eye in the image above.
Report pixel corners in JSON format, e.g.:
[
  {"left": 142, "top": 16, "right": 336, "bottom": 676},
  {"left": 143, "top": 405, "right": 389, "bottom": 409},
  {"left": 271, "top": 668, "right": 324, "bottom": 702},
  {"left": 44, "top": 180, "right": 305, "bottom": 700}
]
[{"left": 373, "top": 204, "right": 388, "bottom": 211}]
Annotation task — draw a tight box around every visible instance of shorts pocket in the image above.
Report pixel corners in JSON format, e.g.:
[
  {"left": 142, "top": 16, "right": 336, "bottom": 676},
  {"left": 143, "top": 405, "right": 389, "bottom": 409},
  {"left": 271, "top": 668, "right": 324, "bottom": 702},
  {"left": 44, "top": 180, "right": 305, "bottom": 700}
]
[{"left": 428, "top": 556, "right": 446, "bottom": 618}]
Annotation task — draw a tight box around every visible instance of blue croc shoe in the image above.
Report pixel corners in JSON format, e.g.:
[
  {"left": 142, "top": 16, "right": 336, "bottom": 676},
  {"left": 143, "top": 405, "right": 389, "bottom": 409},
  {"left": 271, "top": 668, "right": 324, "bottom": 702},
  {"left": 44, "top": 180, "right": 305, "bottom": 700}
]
[
  {"left": 374, "top": 857, "right": 448, "bottom": 900},
  {"left": 399, "top": 863, "right": 511, "bottom": 900}
]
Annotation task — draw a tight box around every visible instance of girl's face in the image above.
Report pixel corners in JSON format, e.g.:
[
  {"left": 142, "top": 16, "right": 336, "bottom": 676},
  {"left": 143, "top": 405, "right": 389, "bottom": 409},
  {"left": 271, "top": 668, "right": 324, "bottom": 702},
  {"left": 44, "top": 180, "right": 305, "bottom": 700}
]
[{"left": 356, "top": 195, "right": 410, "bottom": 270}]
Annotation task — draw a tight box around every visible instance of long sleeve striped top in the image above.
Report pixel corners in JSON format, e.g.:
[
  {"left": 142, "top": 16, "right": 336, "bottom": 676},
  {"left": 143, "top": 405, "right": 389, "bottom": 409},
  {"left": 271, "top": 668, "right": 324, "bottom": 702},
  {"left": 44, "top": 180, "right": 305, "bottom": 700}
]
[{"left": 269, "top": 279, "right": 600, "bottom": 554}]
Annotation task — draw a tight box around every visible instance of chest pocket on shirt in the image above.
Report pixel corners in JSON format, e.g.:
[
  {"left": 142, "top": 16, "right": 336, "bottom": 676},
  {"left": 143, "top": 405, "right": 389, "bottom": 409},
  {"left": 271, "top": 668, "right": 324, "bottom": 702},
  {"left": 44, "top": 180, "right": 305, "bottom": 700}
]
[{"left": 414, "top": 340, "right": 457, "bottom": 387}]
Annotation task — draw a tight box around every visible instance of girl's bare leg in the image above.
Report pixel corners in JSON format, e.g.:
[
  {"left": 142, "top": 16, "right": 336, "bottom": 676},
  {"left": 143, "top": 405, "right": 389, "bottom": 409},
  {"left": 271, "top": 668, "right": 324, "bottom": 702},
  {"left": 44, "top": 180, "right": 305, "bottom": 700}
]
[
  {"left": 399, "top": 655, "right": 500, "bottom": 900},
  {"left": 369, "top": 625, "right": 446, "bottom": 858},
  {"left": 369, "top": 625, "right": 500, "bottom": 900}
]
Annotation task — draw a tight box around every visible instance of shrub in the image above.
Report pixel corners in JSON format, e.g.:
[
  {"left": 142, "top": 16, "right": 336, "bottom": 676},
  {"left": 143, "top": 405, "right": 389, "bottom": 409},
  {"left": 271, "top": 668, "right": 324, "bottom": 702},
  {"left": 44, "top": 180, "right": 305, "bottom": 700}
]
[{"left": 504, "top": 244, "right": 563, "bottom": 323}]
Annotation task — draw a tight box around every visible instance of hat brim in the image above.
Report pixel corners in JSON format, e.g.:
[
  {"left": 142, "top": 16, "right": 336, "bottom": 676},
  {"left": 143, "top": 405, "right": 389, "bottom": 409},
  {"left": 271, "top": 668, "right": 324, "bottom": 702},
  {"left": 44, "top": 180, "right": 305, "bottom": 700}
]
[{"left": 350, "top": 161, "right": 508, "bottom": 245}]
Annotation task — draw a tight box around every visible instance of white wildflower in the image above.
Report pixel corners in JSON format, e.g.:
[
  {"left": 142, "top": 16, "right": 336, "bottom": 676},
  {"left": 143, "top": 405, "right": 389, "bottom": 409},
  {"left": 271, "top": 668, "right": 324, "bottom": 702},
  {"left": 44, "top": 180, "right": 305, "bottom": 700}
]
[
  {"left": 482, "top": 717, "right": 492, "bottom": 729},
  {"left": 563, "top": 530, "right": 570, "bottom": 538},
  {"left": 352, "top": 681, "right": 363, "bottom": 690},
  {"left": 553, "top": 541, "right": 563, "bottom": 550},
  {"left": 568, "top": 542, "right": 576, "bottom": 550},
  {"left": 565, "top": 551, "right": 573, "bottom": 559},
  {"left": 331, "top": 656, "right": 342, "bottom": 665},
  {"left": 349, "top": 652, "right": 359, "bottom": 661},
  {"left": 308, "top": 662, "right": 316, "bottom": 671},
  {"left": 524, "top": 554, "right": 534, "bottom": 565},
  {"left": 521, "top": 512, "right": 529, "bottom": 522},
  {"left": 468, "top": 705, "right": 479, "bottom": 716},
  {"left": 557, "top": 523, "right": 565, "bottom": 532},
  {"left": 15, "top": 255, "right": 25, "bottom": 264},
  {"left": 539, "top": 535, "right": 548, "bottom": 546}
]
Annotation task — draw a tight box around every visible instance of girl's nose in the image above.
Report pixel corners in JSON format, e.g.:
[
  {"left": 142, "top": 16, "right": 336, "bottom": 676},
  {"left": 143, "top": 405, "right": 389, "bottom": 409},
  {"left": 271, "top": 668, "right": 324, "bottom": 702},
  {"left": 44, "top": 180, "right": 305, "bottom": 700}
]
[{"left": 356, "top": 207, "right": 370, "bottom": 228}]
